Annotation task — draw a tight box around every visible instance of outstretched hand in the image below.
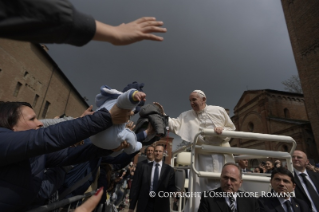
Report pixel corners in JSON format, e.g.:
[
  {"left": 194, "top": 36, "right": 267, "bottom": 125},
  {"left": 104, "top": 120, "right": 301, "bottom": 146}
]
[
  {"left": 153, "top": 102, "right": 165, "bottom": 115},
  {"left": 133, "top": 91, "right": 146, "bottom": 102},
  {"left": 94, "top": 17, "right": 167, "bottom": 46},
  {"left": 112, "top": 141, "right": 130, "bottom": 152},
  {"left": 126, "top": 120, "right": 136, "bottom": 131},
  {"left": 80, "top": 105, "right": 94, "bottom": 117}
]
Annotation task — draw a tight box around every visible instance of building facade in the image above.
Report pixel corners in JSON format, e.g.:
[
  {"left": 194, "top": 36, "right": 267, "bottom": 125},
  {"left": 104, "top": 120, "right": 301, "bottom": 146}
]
[
  {"left": 0, "top": 38, "right": 88, "bottom": 119},
  {"left": 231, "top": 89, "right": 318, "bottom": 164},
  {"left": 281, "top": 0, "right": 319, "bottom": 157}
]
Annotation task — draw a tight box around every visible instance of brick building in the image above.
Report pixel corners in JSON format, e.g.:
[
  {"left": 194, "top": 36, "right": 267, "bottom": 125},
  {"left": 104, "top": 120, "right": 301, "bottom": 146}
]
[
  {"left": 0, "top": 38, "right": 89, "bottom": 118},
  {"left": 231, "top": 89, "right": 318, "bottom": 165},
  {"left": 281, "top": 0, "right": 319, "bottom": 157}
]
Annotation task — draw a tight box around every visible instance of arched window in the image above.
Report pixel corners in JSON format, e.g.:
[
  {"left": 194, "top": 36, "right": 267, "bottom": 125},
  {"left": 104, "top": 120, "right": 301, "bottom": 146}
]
[
  {"left": 248, "top": 122, "right": 254, "bottom": 132},
  {"left": 284, "top": 108, "right": 290, "bottom": 118}
]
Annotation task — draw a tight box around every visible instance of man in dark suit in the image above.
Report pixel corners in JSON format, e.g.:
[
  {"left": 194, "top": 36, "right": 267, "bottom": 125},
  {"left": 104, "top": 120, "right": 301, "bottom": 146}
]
[
  {"left": 129, "top": 145, "right": 154, "bottom": 200},
  {"left": 129, "top": 144, "right": 176, "bottom": 212},
  {"left": 292, "top": 150, "right": 319, "bottom": 212},
  {"left": 142, "top": 145, "right": 155, "bottom": 164},
  {"left": 238, "top": 159, "right": 252, "bottom": 173},
  {"left": 198, "top": 162, "right": 260, "bottom": 212},
  {"left": 258, "top": 167, "right": 311, "bottom": 212}
]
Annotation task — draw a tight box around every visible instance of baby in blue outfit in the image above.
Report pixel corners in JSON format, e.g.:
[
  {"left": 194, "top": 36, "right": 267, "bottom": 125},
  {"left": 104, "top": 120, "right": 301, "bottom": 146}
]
[{"left": 90, "top": 85, "right": 145, "bottom": 156}]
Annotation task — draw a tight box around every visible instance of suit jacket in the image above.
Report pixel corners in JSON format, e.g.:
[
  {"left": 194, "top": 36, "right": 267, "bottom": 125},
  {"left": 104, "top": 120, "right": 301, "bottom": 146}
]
[
  {"left": 129, "top": 159, "right": 148, "bottom": 202},
  {"left": 129, "top": 161, "right": 176, "bottom": 212},
  {"left": 198, "top": 187, "right": 260, "bottom": 212},
  {"left": 294, "top": 170, "right": 319, "bottom": 208},
  {"left": 258, "top": 196, "right": 311, "bottom": 212}
]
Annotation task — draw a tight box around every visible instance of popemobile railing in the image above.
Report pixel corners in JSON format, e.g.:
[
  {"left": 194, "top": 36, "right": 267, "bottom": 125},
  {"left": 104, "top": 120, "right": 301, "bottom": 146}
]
[{"left": 171, "top": 129, "right": 297, "bottom": 212}]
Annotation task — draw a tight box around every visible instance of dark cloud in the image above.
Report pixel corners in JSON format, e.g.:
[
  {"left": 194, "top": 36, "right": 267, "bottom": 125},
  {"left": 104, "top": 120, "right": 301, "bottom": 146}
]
[{"left": 46, "top": 0, "right": 298, "bottom": 150}]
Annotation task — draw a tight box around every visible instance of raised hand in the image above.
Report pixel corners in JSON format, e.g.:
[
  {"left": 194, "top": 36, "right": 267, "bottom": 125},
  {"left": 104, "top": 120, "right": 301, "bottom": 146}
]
[
  {"left": 94, "top": 17, "right": 167, "bottom": 46},
  {"left": 153, "top": 102, "right": 165, "bottom": 115}
]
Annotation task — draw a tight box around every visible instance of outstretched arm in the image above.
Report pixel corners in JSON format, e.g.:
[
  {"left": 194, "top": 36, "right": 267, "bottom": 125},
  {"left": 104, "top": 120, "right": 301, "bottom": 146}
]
[
  {"left": 0, "top": 1, "right": 166, "bottom": 46},
  {"left": 94, "top": 17, "right": 166, "bottom": 45}
]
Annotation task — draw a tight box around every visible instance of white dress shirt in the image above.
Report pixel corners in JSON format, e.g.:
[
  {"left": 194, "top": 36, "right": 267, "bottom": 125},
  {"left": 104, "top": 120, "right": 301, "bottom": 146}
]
[{"left": 150, "top": 160, "right": 163, "bottom": 191}]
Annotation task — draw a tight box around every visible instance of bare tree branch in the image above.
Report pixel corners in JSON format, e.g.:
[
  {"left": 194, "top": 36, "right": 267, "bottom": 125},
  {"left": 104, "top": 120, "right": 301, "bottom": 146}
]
[{"left": 282, "top": 75, "right": 303, "bottom": 94}]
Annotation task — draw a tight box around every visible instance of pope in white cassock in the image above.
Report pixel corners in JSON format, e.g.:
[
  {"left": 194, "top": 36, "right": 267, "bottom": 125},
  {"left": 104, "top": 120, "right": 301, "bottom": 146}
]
[{"left": 156, "top": 90, "right": 236, "bottom": 212}]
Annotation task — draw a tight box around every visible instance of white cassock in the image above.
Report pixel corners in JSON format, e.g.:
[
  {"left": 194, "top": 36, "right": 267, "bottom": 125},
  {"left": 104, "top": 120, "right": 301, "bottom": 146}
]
[{"left": 169, "top": 105, "right": 236, "bottom": 212}]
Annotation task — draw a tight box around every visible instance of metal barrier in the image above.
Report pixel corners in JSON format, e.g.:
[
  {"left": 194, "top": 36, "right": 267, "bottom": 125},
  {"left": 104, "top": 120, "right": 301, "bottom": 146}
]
[
  {"left": 26, "top": 191, "right": 95, "bottom": 212},
  {"left": 171, "top": 130, "right": 297, "bottom": 212}
]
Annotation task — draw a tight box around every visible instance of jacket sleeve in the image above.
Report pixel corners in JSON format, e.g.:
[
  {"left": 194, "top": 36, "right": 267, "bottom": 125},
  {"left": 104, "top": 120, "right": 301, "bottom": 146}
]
[
  {"left": 221, "top": 108, "right": 236, "bottom": 131},
  {"left": 41, "top": 117, "right": 74, "bottom": 128},
  {"left": 45, "top": 142, "right": 112, "bottom": 167},
  {"left": 136, "top": 131, "right": 146, "bottom": 142},
  {"left": 0, "top": 108, "right": 112, "bottom": 166},
  {"left": 0, "top": 0, "right": 95, "bottom": 46},
  {"left": 129, "top": 162, "right": 143, "bottom": 210},
  {"left": 168, "top": 168, "right": 177, "bottom": 192},
  {"left": 198, "top": 192, "right": 209, "bottom": 212},
  {"left": 257, "top": 198, "right": 266, "bottom": 212},
  {"left": 168, "top": 114, "right": 183, "bottom": 134},
  {"left": 253, "top": 197, "right": 261, "bottom": 212}
]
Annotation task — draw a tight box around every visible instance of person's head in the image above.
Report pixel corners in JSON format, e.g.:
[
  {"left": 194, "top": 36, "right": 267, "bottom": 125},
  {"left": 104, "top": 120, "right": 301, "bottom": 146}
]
[
  {"left": 0, "top": 101, "right": 43, "bottom": 131},
  {"left": 220, "top": 163, "right": 243, "bottom": 193},
  {"left": 254, "top": 167, "right": 261, "bottom": 173},
  {"left": 270, "top": 167, "right": 295, "bottom": 199},
  {"left": 265, "top": 160, "right": 274, "bottom": 170},
  {"left": 154, "top": 145, "right": 164, "bottom": 162},
  {"left": 145, "top": 146, "right": 155, "bottom": 161},
  {"left": 189, "top": 90, "right": 206, "bottom": 112},
  {"left": 238, "top": 159, "right": 249, "bottom": 169},
  {"left": 292, "top": 150, "right": 309, "bottom": 172},
  {"left": 274, "top": 160, "right": 281, "bottom": 168}
]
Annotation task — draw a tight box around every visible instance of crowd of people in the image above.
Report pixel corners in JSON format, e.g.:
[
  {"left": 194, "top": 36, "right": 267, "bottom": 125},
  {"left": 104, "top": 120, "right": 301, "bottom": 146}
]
[
  {"left": 1, "top": 87, "right": 319, "bottom": 212},
  {"left": 0, "top": 0, "right": 167, "bottom": 211},
  {"left": 1, "top": 1, "right": 319, "bottom": 212}
]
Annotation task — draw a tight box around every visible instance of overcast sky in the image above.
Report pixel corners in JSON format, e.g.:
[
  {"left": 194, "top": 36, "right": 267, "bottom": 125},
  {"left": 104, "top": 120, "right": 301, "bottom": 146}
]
[{"left": 46, "top": 0, "right": 298, "bottom": 150}]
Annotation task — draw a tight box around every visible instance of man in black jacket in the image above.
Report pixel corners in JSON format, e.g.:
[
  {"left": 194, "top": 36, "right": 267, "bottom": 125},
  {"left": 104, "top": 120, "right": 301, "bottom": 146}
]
[
  {"left": 129, "top": 144, "right": 176, "bottom": 212},
  {"left": 198, "top": 163, "right": 260, "bottom": 212},
  {"left": 292, "top": 150, "right": 319, "bottom": 212},
  {"left": 258, "top": 167, "right": 311, "bottom": 212}
]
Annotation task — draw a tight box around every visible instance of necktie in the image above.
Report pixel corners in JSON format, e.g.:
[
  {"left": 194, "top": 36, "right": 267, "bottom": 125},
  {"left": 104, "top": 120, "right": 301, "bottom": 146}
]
[
  {"left": 229, "top": 196, "right": 236, "bottom": 212},
  {"left": 299, "top": 173, "right": 319, "bottom": 211},
  {"left": 153, "top": 163, "right": 159, "bottom": 191},
  {"left": 284, "top": 200, "right": 293, "bottom": 212}
]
